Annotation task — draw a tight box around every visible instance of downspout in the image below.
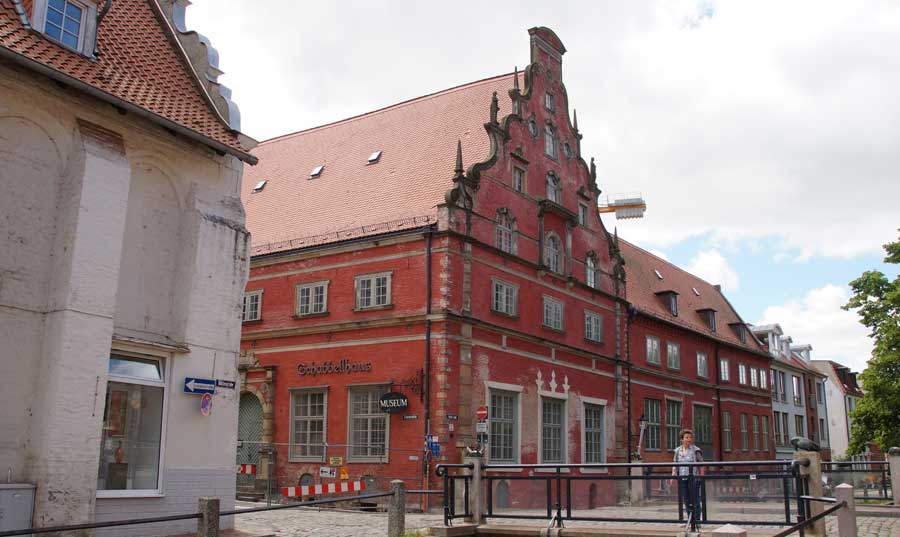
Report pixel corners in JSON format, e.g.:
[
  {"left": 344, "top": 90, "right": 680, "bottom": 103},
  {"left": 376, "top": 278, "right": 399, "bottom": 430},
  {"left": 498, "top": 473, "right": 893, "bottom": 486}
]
[
  {"left": 423, "top": 230, "right": 433, "bottom": 505},
  {"left": 625, "top": 305, "right": 634, "bottom": 463},
  {"left": 714, "top": 342, "right": 724, "bottom": 460}
]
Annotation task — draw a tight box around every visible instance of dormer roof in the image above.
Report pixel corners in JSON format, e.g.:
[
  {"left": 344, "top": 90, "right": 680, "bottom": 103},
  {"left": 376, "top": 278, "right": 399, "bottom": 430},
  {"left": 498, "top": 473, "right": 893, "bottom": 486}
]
[{"left": 0, "top": 0, "right": 256, "bottom": 162}]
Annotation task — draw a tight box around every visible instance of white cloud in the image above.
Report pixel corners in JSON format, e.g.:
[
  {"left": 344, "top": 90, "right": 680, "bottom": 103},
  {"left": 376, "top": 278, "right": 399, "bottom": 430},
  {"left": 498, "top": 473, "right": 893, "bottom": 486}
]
[
  {"left": 758, "top": 284, "right": 873, "bottom": 372},
  {"left": 686, "top": 249, "right": 739, "bottom": 291},
  {"left": 649, "top": 248, "right": 669, "bottom": 261}
]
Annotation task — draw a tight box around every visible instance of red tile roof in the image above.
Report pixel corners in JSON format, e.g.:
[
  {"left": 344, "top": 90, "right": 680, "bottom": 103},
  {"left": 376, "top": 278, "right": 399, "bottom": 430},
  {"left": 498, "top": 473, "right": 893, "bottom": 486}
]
[
  {"left": 620, "top": 239, "right": 768, "bottom": 354},
  {"left": 244, "top": 72, "right": 519, "bottom": 255},
  {"left": 0, "top": 0, "right": 254, "bottom": 161}
]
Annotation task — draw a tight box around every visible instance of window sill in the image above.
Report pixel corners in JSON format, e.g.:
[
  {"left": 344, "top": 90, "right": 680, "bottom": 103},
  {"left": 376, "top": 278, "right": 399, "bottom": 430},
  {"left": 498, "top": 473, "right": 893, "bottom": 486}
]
[
  {"left": 646, "top": 361, "right": 662, "bottom": 368},
  {"left": 292, "top": 311, "right": 330, "bottom": 319},
  {"left": 491, "top": 310, "right": 519, "bottom": 320},
  {"left": 579, "top": 467, "right": 609, "bottom": 474},
  {"left": 666, "top": 366, "right": 681, "bottom": 371},
  {"left": 97, "top": 490, "right": 164, "bottom": 499},
  {"left": 583, "top": 338, "right": 604, "bottom": 346},
  {"left": 242, "top": 319, "right": 263, "bottom": 325},
  {"left": 353, "top": 304, "right": 394, "bottom": 313},
  {"left": 347, "top": 458, "right": 389, "bottom": 464},
  {"left": 288, "top": 457, "right": 326, "bottom": 463},
  {"left": 541, "top": 325, "right": 565, "bottom": 334}
]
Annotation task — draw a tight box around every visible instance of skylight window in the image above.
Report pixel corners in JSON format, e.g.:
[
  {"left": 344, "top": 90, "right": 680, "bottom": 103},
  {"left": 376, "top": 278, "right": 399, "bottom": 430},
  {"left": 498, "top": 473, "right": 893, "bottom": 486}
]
[
  {"left": 367, "top": 150, "right": 383, "bottom": 164},
  {"left": 252, "top": 180, "right": 267, "bottom": 192},
  {"left": 692, "top": 287, "right": 700, "bottom": 296},
  {"left": 654, "top": 269, "right": 663, "bottom": 280},
  {"left": 310, "top": 165, "right": 325, "bottom": 178}
]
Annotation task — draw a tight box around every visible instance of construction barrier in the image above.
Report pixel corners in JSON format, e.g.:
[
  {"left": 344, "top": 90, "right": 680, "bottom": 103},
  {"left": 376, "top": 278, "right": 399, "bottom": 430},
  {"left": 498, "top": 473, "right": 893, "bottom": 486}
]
[
  {"left": 237, "top": 464, "right": 257, "bottom": 474},
  {"left": 282, "top": 480, "right": 365, "bottom": 498}
]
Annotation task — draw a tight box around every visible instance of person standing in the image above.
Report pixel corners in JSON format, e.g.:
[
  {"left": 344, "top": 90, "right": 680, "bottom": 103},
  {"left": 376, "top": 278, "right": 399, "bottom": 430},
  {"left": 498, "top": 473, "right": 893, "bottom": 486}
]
[{"left": 671, "top": 429, "right": 704, "bottom": 525}]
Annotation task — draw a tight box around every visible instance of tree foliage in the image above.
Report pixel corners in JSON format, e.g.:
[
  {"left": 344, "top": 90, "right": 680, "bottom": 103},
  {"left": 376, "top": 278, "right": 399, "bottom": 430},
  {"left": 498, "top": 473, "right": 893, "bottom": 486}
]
[{"left": 844, "top": 230, "right": 900, "bottom": 454}]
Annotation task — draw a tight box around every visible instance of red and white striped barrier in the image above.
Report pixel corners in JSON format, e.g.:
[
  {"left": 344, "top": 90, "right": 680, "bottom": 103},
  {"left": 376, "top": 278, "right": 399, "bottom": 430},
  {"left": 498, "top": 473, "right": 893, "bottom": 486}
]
[
  {"left": 282, "top": 480, "right": 365, "bottom": 498},
  {"left": 237, "top": 464, "right": 256, "bottom": 475}
]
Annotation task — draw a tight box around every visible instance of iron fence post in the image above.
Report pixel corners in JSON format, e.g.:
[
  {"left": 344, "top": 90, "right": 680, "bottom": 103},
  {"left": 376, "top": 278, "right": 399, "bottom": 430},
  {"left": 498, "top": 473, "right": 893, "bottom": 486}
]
[
  {"left": 782, "top": 476, "right": 791, "bottom": 525},
  {"left": 688, "top": 464, "right": 697, "bottom": 532},
  {"left": 882, "top": 464, "right": 889, "bottom": 500},
  {"left": 555, "top": 466, "right": 563, "bottom": 528}
]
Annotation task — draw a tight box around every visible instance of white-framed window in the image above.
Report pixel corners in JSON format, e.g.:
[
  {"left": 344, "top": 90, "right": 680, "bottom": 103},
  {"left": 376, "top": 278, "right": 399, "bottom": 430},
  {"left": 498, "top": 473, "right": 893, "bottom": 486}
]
[
  {"left": 753, "top": 415, "right": 760, "bottom": 451},
  {"left": 740, "top": 413, "right": 749, "bottom": 451},
  {"left": 355, "top": 272, "right": 391, "bottom": 310},
  {"left": 792, "top": 376, "right": 803, "bottom": 406},
  {"left": 34, "top": 0, "right": 98, "bottom": 55},
  {"left": 760, "top": 369, "right": 768, "bottom": 390},
  {"left": 546, "top": 173, "right": 561, "bottom": 203},
  {"left": 750, "top": 367, "right": 759, "bottom": 388},
  {"left": 495, "top": 210, "right": 517, "bottom": 254},
  {"left": 544, "top": 92, "right": 555, "bottom": 111},
  {"left": 794, "top": 415, "right": 804, "bottom": 438},
  {"left": 644, "top": 398, "right": 661, "bottom": 450},
  {"left": 723, "top": 410, "right": 732, "bottom": 451},
  {"left": 781, "top": 413, "right": 790, "bottom": 446},
  {"left": 578, "top": 203, "right": 588, "bottom": 226},
  {"left": 512, "top": 166, "right": 526, "bottom": 192},
  {"left": 295, "top": 281, "right": 328, "bottom": 316},
  {"left": 544, "top": 125, "right": 558, "bottom": 159},
  {"left": 738, "top": 363, "right": 748, "bottom": 385},
  {"left": 544, "top": 233, "right": 562, "bottom": 273},
  {"left": 348, "top": 385, "right": 389, "bottom": 461},
  {"left": 665, "top": 399, "right": 682, "bottom": 451},
  {"left": 762, "top": 415, "right": 770, "bottom": 451},
  {"left": 584, "top": 311, "right": 603, "bottom": 342},
  {"left": 492, "top": 279, "right": 518, "bottom": 316},
  {"left": 290, "top": 388, "right": 326, "bottom": 460},
  {"left": 666, "top": 341, "right": 680, "bottom": 370},
  {"left": 489, "top": 389, "right": 518, "bottom": 462},
  {"left": 97, "top": 352, "right": 167, "bottom": 495},
  {"left": 582, "top": 401, "right": 606, "bottom": 463},
  {"left": 720, "top": 358, "right": 730, "bottom": 381},
  {"left": 542, "top": 295, "right": 564, "bottom": 331},
  {"left": 773, "top": 411, "right": 783, "bottom": 446},
  {"left": 242, "top": 289, "right": 262, "bottom": 322},
  {"left": 585, "top": 254, "right": 597, "bottom": 288},
  {"left": 646, "top": 335, "right": 661, "bottom": 365},
  {"left": 696, "top": 352, "right": 708, "bottom": 378},
  {"left": 541, "top": 397, "right": 565, "bottom": 463}
]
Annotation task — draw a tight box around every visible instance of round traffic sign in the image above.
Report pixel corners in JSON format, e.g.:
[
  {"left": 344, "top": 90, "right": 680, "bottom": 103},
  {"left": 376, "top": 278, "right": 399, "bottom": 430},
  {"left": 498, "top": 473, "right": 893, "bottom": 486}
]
[{"left": 476, "top": 405, "right": 488, "bottom": 420}]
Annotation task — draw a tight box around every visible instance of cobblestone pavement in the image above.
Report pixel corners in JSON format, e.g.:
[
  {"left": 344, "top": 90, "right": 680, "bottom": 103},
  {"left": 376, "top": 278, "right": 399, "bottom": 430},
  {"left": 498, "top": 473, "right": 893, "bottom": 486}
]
[{"left": 232, "top": 501, "right": 900, "bottom": 536}]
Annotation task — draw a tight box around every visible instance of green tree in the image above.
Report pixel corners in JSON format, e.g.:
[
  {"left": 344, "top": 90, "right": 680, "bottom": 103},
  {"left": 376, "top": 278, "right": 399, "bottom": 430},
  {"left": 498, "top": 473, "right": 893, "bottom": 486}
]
[{"left": 844, "top": 230, "right": 900, "bottom": 454}]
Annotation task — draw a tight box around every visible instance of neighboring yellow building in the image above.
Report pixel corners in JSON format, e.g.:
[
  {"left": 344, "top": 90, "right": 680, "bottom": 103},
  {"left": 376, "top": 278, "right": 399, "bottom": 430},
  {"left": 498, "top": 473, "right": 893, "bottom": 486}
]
[{"left": 0, "top": 0, "right": 256, "bottom": 534}]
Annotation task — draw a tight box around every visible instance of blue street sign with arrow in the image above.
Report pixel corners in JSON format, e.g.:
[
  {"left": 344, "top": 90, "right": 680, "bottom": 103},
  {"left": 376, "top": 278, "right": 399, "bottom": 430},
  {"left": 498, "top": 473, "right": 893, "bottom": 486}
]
[{"left": 184, "top": 377, "right": 216, "bottom": 395}]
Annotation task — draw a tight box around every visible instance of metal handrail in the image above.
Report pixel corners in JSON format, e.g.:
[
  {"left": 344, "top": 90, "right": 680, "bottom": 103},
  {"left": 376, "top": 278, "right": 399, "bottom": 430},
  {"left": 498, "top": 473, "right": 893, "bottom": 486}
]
[
  {"left": 770, "top": 500, "right": 845, "bottom": 537},
  {"left": 0, "top": 491, "right": 394, "bottom": 537},
  {"left": 480, "top": 460, "right": 805, "bottom": 470}
]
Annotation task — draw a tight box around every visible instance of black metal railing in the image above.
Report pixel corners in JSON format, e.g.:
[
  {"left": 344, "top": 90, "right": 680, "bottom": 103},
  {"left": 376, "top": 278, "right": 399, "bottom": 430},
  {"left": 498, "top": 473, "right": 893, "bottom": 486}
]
[
  {"left": 822, "top": 460, "right": 892, "bottom": 501},
  {"left": 0, "top": 491, "right": 395, "bottom": 537},
  {"left": 437, "top": 459, "right": 811, "bottom": 533},
  {"left": 771, "top": 496, "right": 845, "bottom": 537}
]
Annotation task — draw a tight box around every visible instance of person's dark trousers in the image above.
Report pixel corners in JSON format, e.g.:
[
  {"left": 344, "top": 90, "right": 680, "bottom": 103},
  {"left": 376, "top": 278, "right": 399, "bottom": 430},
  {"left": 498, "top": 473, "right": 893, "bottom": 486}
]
[{"left": 678, "top": 477, "right": 702, "bottom": 522}]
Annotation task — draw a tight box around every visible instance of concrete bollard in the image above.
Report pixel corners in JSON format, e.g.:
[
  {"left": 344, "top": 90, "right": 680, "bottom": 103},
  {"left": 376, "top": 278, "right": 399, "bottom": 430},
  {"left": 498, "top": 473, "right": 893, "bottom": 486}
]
[
  {"left": 794, "top": 450, "right": 824, "bottom": 537},
  {"left": 711, "top": 524, "right": 747, "bottom": 537},
  {"left": 889, "top": 447, "right": 900, "bottom": 506},
  {"left": 197, "top": 497, "right": 220, "bottom": 537},
  {"left": 464, "top": 452, "right": 484, "bottom": 525},
  {"left": 388, "top": 480, "right": 407, "bottom": 537},
  {"left": 835, "top": 483, "right": 858, "bottom": 537},
  {"left": 629, "top": 466, "right": 644, "bottom": 504}
]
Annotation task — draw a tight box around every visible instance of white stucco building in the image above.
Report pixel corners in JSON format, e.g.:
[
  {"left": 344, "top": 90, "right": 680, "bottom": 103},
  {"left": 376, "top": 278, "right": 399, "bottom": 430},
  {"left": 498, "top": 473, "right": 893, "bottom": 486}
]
[
  {"left": 0, "top": 0, "right": 256, "bottom": 534},
  {"left": 811, "top": 360, "right": 865, "bottom": 459}
]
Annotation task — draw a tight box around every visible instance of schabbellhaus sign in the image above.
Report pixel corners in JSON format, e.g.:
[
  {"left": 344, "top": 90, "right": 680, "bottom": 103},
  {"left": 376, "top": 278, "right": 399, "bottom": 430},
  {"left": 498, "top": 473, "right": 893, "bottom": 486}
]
[{"left": 297, "top": 359, "right": 373, "bottom": 376}]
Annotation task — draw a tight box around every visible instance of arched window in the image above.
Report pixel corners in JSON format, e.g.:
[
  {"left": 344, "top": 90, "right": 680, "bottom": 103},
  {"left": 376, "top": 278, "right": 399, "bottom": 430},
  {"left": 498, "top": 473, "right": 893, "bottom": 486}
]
[
  {"left": 544, "top": 234, "right": 562, "bottom": 273},
  {"left": 495, "top": 209, "right": 517, "bottom": 254},
  {"left": 544, "top": 124, "right": 558, "bottom": 159},
  {"left": 586, "top": 254, "right": 597, "bottom": 288},
  {"left": 546, "top": 173, "right": 561, "bottom": 204}
]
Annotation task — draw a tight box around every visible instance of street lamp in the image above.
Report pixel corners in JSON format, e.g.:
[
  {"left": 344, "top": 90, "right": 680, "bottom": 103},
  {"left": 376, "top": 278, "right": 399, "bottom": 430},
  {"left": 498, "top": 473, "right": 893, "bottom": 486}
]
[{"left": 635, "top": 414, "right": 648, "bottom": 460}]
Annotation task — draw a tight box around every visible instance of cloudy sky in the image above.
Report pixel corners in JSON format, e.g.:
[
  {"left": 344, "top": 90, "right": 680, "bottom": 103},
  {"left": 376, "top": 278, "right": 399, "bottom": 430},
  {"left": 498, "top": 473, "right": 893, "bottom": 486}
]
[{"left": 188, "top": 0, "right": 899, "bottom": 372}]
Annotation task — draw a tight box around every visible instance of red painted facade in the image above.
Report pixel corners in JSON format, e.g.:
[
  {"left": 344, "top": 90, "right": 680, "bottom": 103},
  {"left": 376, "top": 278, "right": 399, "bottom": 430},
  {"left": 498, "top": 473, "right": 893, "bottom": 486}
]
[{"left": 238, "top": 28, "right": 784, "bottom": 507}]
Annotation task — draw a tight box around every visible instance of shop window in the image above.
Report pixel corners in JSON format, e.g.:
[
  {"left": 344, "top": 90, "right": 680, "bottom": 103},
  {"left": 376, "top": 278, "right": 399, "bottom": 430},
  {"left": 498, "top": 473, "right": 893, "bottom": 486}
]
[
  {"left": 97, "top": 354, "right": 166, "bottom": 494},
  {"left": 541, "top": 397, "right": 565, "bottom": 463},
  {"left": 348, "top": 385, "right": 389, "bottom": 461},
  {"left": 290, "top": 389, "right": 326, "bottom": 460},
  {"left": 489, "top": 390, "right": 518, "bottom": 462}
]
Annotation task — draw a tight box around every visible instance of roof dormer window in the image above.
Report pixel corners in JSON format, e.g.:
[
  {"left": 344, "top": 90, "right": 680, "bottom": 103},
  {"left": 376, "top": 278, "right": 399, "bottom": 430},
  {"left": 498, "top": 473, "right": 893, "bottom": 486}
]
[
  {"left": 698, "top": 309, "right": 716, "bottom": 332},
  {"left": 656, "top": 291, "right": 678, "bottom": 316},
  {"left": 34, "top": 0, "right": 98, "bottom": 56}
]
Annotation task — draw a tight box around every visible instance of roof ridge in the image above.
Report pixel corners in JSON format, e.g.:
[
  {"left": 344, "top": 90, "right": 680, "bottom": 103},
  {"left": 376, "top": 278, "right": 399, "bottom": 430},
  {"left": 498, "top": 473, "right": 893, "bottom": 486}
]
[
  {"left": 260, "top": 71, "right": 516, "bottom": 145},
  {"left": 619, "top": 237, "right": 725, "bottom": 290}
]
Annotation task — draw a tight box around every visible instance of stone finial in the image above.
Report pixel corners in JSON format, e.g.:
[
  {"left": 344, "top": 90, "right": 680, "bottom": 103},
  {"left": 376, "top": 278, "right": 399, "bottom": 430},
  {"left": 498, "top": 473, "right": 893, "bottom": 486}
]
[
  {"left": 513, "top": 66, "right": 520, "bottom": 90},
  {"left": 573, "top": 109, "right": 578, "bottom": 131},
  {"left": 490, "top": 91, "right": 500, "bottom": 124},
  {"left": 454, "top": 140, "right": 464, "bottom": 179}
]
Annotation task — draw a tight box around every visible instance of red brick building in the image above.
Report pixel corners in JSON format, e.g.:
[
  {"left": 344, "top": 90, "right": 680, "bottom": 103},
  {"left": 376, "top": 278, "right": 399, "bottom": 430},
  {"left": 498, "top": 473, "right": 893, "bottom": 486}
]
[
  {"left": 620, "top": 242, "right": 775, "bottom": 463},
  {"left": 238, "top": 28, "right": 628, "bottom": 503}
]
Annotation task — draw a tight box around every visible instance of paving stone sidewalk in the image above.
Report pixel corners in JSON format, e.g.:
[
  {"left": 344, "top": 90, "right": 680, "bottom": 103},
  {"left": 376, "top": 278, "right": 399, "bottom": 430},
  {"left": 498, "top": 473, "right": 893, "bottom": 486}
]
[{"left": 232, "top": 501, "right": 900, "bottom": 536}]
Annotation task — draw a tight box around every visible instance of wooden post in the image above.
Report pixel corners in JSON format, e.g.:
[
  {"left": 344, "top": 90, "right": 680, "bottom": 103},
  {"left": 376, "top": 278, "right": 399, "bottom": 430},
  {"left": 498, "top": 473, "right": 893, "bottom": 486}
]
[
  {"left": 835, "top": 483, "right": 858, "bottom": 537},
  {"left": 388, "top": 480, "right": 406, "bottom": 537},
  {"left": 197, "top": 497, "right": 220, "bottom": 537},
  {"left": 794, "top": 450, "right": 824, "bottom": 537}
]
